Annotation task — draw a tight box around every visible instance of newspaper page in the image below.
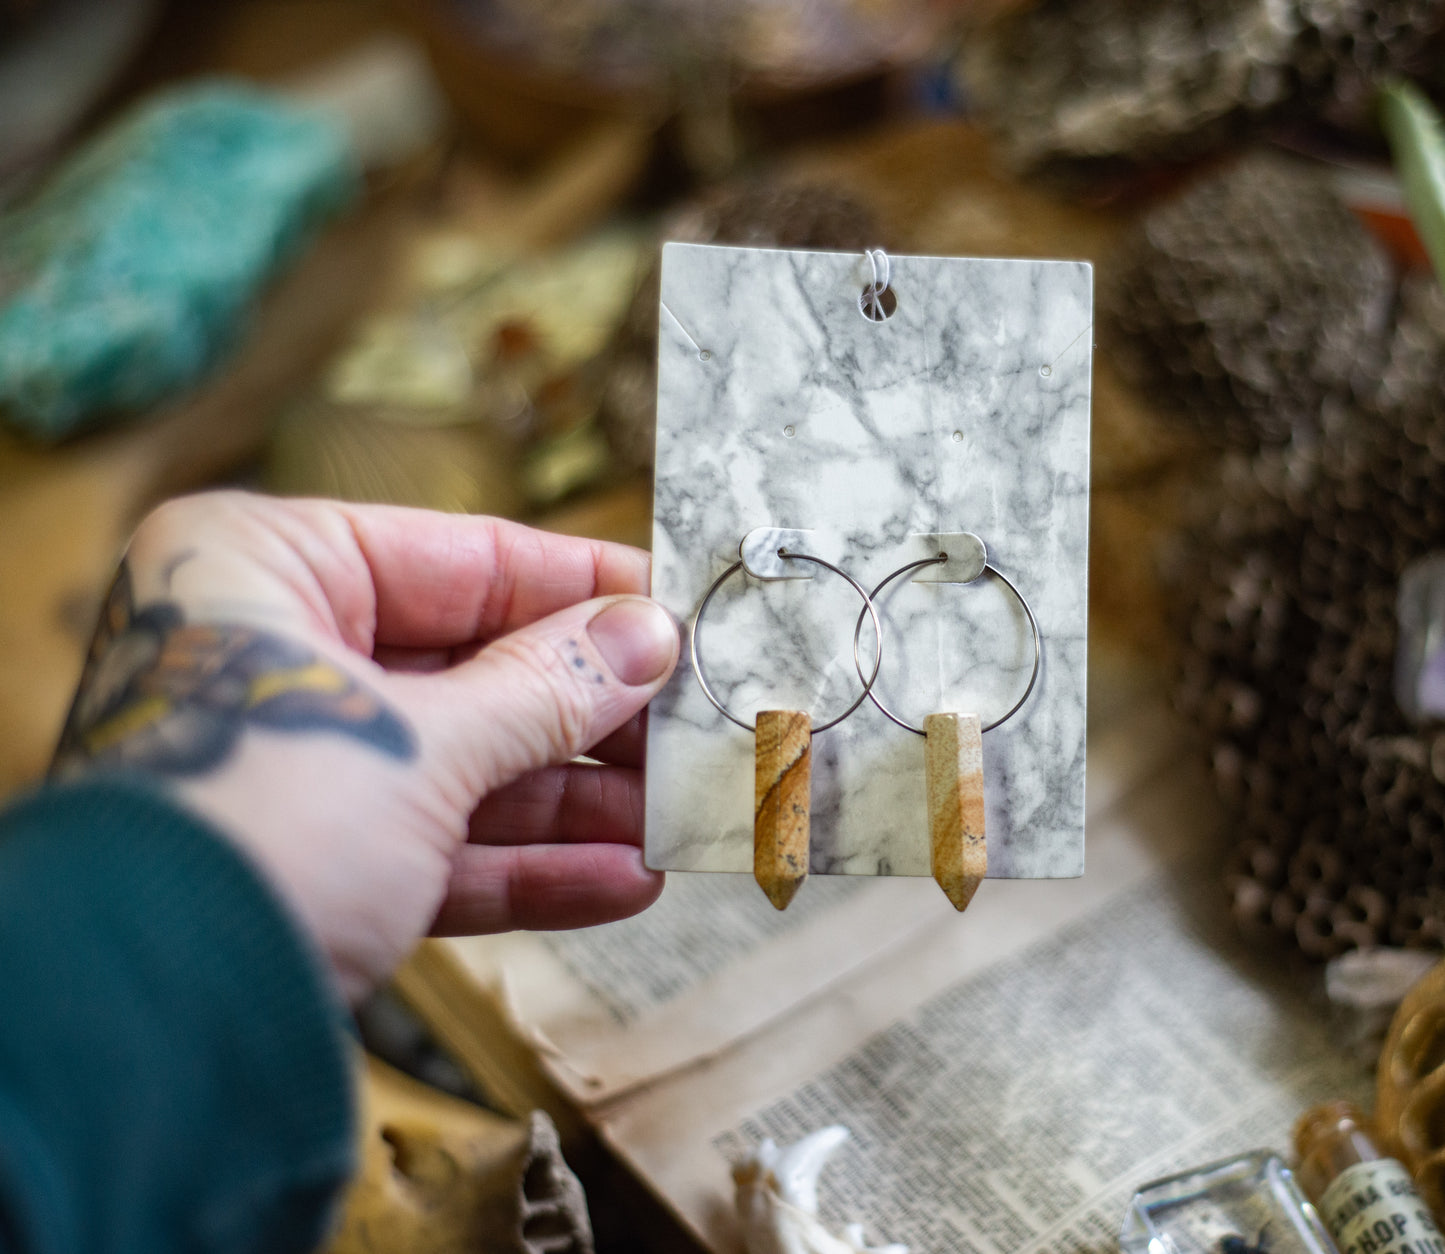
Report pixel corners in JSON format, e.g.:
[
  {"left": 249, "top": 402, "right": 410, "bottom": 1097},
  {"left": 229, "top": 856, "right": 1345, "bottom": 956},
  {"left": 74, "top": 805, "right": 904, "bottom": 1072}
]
[
  {"left": 425, "top": 685, "right": 1182, "bottom": 1106},
  {"left": 598, "top": 757, "right": 1371, "bottom": 1254},
  {"left": 436, "top": 874, "right": 957, "bottom": 1103}
]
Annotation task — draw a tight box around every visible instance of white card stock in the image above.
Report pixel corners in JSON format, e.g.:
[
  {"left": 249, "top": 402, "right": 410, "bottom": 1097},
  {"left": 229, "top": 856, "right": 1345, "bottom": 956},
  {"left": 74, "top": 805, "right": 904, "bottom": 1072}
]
[{"left": 646, "top": 244, "right": 1092, "bottom": 878}]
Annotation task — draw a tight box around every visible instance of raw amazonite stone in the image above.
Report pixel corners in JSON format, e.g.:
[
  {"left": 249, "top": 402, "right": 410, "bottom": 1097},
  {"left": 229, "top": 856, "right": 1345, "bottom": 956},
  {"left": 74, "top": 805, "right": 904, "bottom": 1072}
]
[{"left": 0, "top": 82, "right": 357, "bottom": 439}]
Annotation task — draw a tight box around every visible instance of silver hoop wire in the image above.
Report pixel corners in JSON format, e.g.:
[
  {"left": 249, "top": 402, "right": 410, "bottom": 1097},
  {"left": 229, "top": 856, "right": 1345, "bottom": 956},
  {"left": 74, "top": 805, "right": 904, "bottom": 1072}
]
[
  {"left": 851, "top": 552, "right": 1042, "bottom": 736},
  {"left": 690, "top": 549, "right": 884, "bottom": 735}
]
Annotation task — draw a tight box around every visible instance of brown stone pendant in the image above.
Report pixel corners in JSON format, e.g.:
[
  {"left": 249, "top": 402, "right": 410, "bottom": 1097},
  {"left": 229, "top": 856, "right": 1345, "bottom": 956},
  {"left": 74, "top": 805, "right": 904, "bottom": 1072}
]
[
  {"left": 924, "top": 712, "right": 986, "bottom": 911},
  {"left": 753, "top": 710, "right": 811, "bottom": 910}
]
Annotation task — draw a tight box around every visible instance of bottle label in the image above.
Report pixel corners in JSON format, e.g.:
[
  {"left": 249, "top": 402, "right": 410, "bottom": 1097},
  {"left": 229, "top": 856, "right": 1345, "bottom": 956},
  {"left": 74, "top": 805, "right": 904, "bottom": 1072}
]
[{"left": 1319, "top": 1160, "right": 1445, "bottom": 1254}]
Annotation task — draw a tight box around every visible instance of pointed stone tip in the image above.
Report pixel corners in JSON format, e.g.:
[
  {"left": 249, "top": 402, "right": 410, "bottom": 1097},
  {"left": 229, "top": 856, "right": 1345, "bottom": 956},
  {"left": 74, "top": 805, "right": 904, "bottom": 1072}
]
[
  {"left": 761, "top": 874, "right": 805, "bottom": 910},
  {"left": 940, "top": 876, "right": 983, "bottom": 913}
]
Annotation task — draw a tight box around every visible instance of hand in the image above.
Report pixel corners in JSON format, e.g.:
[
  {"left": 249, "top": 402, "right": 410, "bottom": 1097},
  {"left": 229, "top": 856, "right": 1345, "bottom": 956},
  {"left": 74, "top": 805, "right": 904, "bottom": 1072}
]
[{"left": 52, "top": 491, "right": 679, "bottom": 1003}]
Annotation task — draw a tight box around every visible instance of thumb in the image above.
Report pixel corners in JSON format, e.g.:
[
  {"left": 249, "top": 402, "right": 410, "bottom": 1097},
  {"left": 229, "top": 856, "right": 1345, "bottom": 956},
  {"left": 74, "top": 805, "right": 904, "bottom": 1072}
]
[{"left": 421, "top": 594, "right": 679, "bottom": 795}]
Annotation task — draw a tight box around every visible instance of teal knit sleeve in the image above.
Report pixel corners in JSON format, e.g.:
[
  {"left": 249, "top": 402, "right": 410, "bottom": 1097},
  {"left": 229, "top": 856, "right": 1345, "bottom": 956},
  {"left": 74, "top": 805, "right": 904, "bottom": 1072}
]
[{"left": 0, "top": 778, "right": 356, "bottom": 1254}]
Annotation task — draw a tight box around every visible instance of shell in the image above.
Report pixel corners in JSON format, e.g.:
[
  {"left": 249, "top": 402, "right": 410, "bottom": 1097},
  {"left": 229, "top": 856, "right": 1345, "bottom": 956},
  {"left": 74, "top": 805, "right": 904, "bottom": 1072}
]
[
  {"left": 732, "top": 1126, "right": 908, "bottom": 1254},
  {"left": 1377, "top": 959, "right": 1445, "bottom": 1221}
]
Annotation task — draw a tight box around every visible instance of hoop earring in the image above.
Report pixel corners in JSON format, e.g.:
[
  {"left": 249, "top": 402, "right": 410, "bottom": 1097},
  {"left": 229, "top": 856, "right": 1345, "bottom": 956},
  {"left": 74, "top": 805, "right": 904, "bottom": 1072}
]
[
  {"left": 854, "top": 535, "right": 1041, "bottom": 912},
  {"left": 692, "top": 546, "right": 884, "bottom": 910}
]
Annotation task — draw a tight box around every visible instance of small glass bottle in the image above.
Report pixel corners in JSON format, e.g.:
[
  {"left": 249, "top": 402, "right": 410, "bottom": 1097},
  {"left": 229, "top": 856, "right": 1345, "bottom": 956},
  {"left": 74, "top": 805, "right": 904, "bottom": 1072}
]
[
  {"left": 1294, "top": 1101, "right": 1445, "bottom": 1254},
  {"left": 1119, "top": 1150, "right": 1340, "bottom": 1254}
]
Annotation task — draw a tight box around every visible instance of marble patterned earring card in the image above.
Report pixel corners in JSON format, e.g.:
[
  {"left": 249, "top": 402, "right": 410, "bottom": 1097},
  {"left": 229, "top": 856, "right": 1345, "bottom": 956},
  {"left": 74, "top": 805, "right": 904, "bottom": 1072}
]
[{"left": 646, "top": 243, "right": 1092, "bottom": 879}]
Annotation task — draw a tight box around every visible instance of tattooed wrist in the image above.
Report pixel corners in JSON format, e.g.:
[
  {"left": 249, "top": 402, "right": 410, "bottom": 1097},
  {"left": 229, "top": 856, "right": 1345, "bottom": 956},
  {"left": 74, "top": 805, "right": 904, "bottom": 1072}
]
[{"left": 52, "top": 558, "right": 415, "bottom": 779}]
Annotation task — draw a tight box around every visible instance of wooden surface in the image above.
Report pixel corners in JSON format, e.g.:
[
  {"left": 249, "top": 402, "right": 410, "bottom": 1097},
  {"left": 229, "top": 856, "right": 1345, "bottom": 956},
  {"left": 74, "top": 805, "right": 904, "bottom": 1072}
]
[
  {"left": 924, "top": 712, "right": 986, "bottom": 912},
  {"left": 753, "top": 709, "right": 811, "bottom": 911}
]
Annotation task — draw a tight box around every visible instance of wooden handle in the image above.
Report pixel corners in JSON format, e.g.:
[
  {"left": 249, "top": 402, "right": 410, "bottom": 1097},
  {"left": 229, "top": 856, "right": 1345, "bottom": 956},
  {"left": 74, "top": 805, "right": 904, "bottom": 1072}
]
[
  {"left": 754, "top": 710, "right": 811, "bottom": 910},
  {"left": 925, "top": 712, "right": 986, "bottom": 912}
]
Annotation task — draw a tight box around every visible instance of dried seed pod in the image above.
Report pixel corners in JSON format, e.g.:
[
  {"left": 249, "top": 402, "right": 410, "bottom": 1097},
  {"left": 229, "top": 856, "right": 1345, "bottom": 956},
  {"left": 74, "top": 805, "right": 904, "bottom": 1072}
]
[
  {"left": 1294, "top": 1, "right": 1445, "bottom": 127},
  {"left": 1297, "top": 896, "right": 1349, "bottom": 961},
  {"left": 1167, "top": 235, "right": 1445, "bottom": 960},
  {"left": 965, "top": 0, "right": 1299, "bottom": 173},
  {"left": 1102, "top": 152, "right": 1395, "bottom": 449},
  {"left": 966, "top": 0, "right": 1445, "bottom": 175}
]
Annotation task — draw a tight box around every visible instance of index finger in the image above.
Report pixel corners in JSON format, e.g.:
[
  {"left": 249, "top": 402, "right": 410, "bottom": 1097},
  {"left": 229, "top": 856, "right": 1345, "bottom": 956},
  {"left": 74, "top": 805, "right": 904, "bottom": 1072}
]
[{"left": 334, "top": 502, "right": 651, "bottom": 649}]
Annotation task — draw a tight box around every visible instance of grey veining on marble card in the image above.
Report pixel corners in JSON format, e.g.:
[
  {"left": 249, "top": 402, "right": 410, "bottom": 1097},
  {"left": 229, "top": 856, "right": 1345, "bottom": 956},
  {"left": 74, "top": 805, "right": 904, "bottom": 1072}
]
[{"left": 646, "top": 243, "right": 1092, "bottom": 879}]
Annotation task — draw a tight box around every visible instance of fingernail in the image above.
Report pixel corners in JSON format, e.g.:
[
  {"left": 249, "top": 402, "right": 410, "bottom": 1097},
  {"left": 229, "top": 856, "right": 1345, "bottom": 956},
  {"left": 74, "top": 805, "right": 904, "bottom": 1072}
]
[{"left": 587, "top": 598, "right": 678, "bottom": 686}]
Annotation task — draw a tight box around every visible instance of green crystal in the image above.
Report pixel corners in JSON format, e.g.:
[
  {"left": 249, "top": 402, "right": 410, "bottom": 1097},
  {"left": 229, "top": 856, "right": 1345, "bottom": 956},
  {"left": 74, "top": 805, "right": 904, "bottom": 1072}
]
[{"left": 0, "top": 82, "right": 357, "bottom": 439}]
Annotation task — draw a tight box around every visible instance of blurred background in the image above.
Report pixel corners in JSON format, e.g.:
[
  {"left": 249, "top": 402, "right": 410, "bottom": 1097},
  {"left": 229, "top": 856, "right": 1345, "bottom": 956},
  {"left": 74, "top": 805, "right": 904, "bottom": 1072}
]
[{"left": 3, "top": 0, "right": 1445, "bottom": 1249}]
